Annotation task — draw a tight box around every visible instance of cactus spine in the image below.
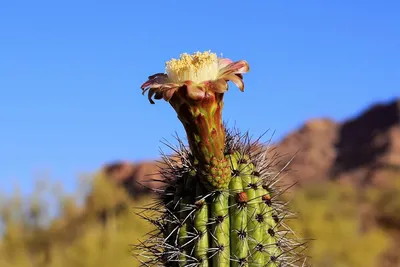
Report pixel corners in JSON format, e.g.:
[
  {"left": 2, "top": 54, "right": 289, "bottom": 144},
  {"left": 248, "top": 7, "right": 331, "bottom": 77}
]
[{"left": 135, "top": 51, "right": 307, "bottom": 266}]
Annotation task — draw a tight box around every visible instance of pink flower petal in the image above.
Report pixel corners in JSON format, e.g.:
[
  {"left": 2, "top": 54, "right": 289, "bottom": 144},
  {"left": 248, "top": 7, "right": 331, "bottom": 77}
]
[
  {"left": 140, "top": 73, "right": 170, "bottom": 90},
  {"left": 209, "top": 79, "right": 228, "bottom": 93},
  {"left": 180, "top": 82, "right": 206, "bottom": 101},
  {"left": 225, "top": 74, "right": 245, "bottom": 92},
  {"left": 163, "top": 87, "right": 179, "bottom": 102},
  {"left": 160, "top": 84, "right": 180, "bottom": 102},
  {"left": 188, "top": 86, "right": 206, "bottom": 101},
  {"left": 140, "top": 72, "right": 181, "bottom": 104},
  {"left": 218, "top": 58, "right": 233, "bottom": 70},
  {"left": 160, "top": 83, "right": 180, "bottom": 91},
  {"left": 218, "top": 60, "right": 250, "bottom": 78},
  {"left": 147, "top": 88, "right": 157, "bottom": 104}
]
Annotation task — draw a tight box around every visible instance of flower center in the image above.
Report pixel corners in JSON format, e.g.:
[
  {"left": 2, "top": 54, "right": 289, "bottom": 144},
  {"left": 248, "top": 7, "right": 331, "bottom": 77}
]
[{"left": 165, "top": 51, "right": 219, "bottom": 84}]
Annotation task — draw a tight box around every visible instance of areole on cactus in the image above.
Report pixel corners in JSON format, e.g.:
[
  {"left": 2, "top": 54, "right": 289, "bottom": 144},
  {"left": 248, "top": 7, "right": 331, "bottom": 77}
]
[{"left": 136, "top": 51, "right": 308, "bottom": 267}]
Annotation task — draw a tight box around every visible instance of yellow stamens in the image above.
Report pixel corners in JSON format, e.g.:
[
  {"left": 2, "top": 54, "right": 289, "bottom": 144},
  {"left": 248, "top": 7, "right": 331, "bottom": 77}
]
[{"left": 165, "top": 51, "right": 219, "bottom": 84}]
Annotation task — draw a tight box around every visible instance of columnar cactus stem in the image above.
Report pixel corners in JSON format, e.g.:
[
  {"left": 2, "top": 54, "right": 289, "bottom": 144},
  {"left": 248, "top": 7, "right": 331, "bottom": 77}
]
[
  {"left": 239, "top": 158, "right": 263, "bottom": 267},
  {"left": 210, "top": 191, "right": 230, "bottom": 267},
  {"left": 193, "top": 184, "right": 209, "bottom": 267},
  {"left": 229, "top": 153, "right": 249, "bottom": 267},
  {"left": 135, "top": 51, "right": 308, "bottom": 267},
  {"left": 260, "top": 188, "right": 280, "bottom": 265},
  {"left": 178, "top": 172, "right": 196, "bottom": 266}
]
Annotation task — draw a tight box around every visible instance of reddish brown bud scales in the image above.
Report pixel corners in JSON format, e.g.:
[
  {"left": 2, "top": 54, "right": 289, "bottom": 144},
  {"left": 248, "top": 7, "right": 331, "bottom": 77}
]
[
  {"left": 262, "top": 194, "right": 271, "bottom": 201},
  {"left": 235, "top": 192, "right": 249, "bottom": 204},
  {"left": 195, "top": 199, "right": 205, "bottom": 209}
]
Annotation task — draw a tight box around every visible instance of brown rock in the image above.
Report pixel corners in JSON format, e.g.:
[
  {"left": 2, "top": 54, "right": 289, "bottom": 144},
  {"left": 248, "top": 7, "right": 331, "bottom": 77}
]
[
  {"left": 102, "top": 160, "right": 164, "bottom": 197},
  {"left": 275, "top": 118, "right": 339, "bottom": 186},
  {"left": 332, "top": 98, "right": 400, "bottom": 187},
  {"left": 274, "top": 98, "right": 400, "bottom": 188}
]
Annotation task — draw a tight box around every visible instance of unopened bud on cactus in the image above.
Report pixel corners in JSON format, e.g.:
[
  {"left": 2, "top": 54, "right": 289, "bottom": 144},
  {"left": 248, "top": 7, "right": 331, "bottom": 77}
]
[{"left": 136, "top": 51, "right": 308, "bottom": 267}]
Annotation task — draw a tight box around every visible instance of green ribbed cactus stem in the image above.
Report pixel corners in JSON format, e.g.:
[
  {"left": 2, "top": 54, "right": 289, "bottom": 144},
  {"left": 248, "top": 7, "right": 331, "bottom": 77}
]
[
  {"left": 210, "top": 190, "right": 230, "bottom": 267},
  {"left": 178, "top": 172, "right": 196, "bottom": 266},
  {"left": 135, "top": 131, "right": 307, "bottom": 266},
  {"left": 229, "top": 152, "right": 248, "bottom": 267},
  {"left": 260, "top": 187, "right": 281, "bottom": 265},
  {"left": 238, "top": 156, "right": 263, "bottom": 266},
  {"left": 194, "top": 183, "right": 209, "bottom": 267}
]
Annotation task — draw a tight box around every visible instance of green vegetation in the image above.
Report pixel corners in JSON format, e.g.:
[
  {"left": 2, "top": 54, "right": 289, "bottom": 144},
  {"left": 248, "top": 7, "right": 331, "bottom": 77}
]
[
  {"left": 289, "top": 182, "right": 390, "bottom": 267},
  {"left": 0, "top": 174, "right": 399, "bottom": 267},
  {"left": 0, "top": 174, "right": 153, "bottom": 267}
]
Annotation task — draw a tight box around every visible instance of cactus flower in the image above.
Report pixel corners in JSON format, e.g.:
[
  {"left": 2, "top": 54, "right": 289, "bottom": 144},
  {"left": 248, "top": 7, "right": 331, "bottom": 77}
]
[
  {"left": 141, "top": 51, "right": 250, "bottom": 189},
  {"left": 141, "top": 51, "right": 249, "bottom": 104}
]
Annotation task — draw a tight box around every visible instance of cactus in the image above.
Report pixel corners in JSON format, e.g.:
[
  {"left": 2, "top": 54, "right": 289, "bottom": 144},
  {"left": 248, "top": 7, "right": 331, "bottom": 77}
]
[{"left": 135, "top": 51, "right": 307, "bottom": 267}]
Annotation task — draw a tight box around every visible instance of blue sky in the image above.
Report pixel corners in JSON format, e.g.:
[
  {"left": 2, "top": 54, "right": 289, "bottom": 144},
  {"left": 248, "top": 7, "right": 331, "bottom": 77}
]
[{"left": 1, "top": 0, "right": 399, "bottom": 196}]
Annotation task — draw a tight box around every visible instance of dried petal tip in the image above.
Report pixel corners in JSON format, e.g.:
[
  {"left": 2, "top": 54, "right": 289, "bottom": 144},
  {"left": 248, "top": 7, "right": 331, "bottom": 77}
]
[{"left": 140, "top": 51, "right": 250, "bottom": 104}]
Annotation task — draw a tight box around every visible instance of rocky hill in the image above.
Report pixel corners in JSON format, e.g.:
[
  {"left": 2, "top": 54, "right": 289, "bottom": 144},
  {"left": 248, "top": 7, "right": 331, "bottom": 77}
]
[{"left": 102, "top": 98, "right": 400, "bottom": 196}]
